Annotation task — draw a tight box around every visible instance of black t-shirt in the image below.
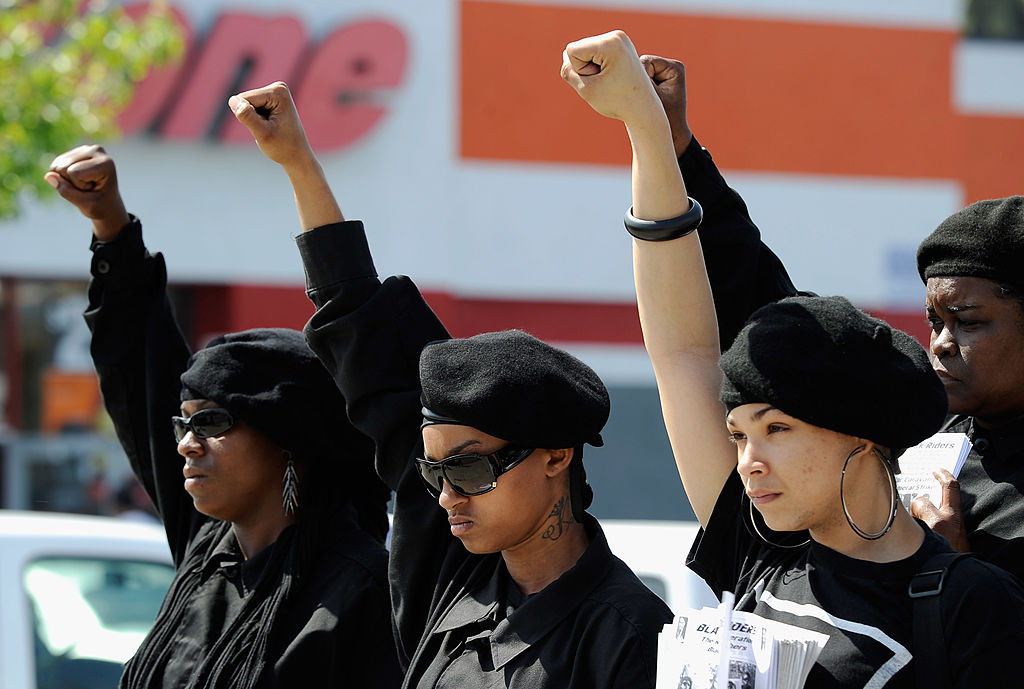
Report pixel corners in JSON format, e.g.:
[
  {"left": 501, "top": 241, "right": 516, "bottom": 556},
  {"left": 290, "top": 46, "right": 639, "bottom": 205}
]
[
  {"left": 678, "top": 136, "right": 1024, "bottom": 581},
  {"left": 688, "top": 472, "right": 1024, "bottom": 688}
]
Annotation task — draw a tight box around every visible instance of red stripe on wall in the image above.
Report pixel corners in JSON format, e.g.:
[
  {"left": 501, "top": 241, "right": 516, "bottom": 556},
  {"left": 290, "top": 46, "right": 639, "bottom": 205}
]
[
  {"left": 190, "top": 284, "right": 929, "bottom": 350},
  {"left": 190, "top": 283, "right": 641, "bottom": 344}
]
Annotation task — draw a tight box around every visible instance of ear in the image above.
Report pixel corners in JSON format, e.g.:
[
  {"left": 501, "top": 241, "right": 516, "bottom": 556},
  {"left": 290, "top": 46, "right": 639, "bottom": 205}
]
[
  {"left": 543, "top": 447, "right": 575, "bottom": 478},
  {"left": 857, "top": 439, "right": 888, "bottom": 459}
]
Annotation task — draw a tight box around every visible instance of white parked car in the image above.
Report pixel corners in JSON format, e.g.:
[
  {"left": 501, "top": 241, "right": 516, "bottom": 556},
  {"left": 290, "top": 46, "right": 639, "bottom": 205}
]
[
  {"left": 0, "top": 510, "right": 174, "bottom": 689},
  {"left": 2, "top": 511, "right": 709, "bottom": 688},
  {"left": 601, "top": 519, "right": 718, "bottom": 614}
]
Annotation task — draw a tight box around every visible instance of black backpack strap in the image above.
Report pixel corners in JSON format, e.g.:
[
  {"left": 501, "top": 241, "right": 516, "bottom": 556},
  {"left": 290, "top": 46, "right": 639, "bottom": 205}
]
[{"left": 909, "top": 551, "right": 971, "bottom": 689}]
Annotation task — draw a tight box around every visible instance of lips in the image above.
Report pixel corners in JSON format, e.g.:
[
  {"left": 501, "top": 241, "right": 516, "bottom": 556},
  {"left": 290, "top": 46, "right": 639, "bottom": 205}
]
[
  {"left": 448, "top": 513, "right": 473, "bottom": 537},
  {"left": 746, "top": 490, "right": 779, "bottom": 506},
  {"left": 934, "top": 369, "right": 960, "bottom": 383},
  {"left": 183, "top": 465, "right": 209, "bottom": 492}
]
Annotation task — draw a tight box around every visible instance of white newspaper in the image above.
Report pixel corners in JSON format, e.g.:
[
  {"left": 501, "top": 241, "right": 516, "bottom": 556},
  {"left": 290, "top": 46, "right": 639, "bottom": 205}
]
[{"left": 656, "top": 595, "right": 828, "bottom": 689}]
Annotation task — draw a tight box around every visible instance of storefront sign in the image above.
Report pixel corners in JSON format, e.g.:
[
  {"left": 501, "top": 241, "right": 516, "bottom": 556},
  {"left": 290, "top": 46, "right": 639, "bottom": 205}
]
[{"left": 119, "top": 4, "right": 407, "bottom": 151}]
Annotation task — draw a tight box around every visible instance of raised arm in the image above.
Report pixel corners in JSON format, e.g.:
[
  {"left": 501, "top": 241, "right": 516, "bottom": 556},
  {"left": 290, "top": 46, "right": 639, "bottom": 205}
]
[
  {"left": 230, "top": 84, "right": 454, "bottom": 667},
  {"left": 226, "top": 80, "right": 444, "bottom": 488},
  {"left": 642, "top": 54, "right": 800, "bottom": 351},
  {"left": 228, "top": 81, "right": 343, "bottom": 230},
  {"left": 562, "top": 32, "right": 736, "bottom": 526},
  {"left": 45, "top": 147, "right": 198, "bottom": 562}
]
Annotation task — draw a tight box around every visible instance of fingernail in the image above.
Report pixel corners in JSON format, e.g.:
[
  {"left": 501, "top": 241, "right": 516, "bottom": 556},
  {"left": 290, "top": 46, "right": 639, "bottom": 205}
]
[
  {"left": 228, "top": 95, "right": 240, "bottom": 110},
  {"left": 44, "top": 175, "right": 59, "bottom": 189}
]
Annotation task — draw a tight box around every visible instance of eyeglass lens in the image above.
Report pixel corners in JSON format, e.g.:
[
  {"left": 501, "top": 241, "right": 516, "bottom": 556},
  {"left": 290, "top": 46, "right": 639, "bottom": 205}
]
[
  {"left": 442, "top": 455, "right": 498, "bottom": 495},
  {"left": 172, "top": 409, "right": 233, "bottom": 442},
  {"left": 416, "top": 453, "right": 497, "bottom": 497}
]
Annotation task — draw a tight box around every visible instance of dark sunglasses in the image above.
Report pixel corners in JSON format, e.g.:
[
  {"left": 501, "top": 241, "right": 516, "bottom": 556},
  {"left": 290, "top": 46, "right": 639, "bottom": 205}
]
[
  {"left": 415, "top": 444, "right": 534, "bottom": 498},
  {"left": 171, "top": 408, "right": 235, "bottom": 443}
]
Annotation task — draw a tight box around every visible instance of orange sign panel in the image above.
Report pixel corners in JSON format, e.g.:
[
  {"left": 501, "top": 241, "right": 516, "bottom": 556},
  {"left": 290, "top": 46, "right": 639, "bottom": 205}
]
[
  {"left": 460, "top": 1, "right": 1024, "bottom": 202},
  {"left": 41, "top": 370, "right": 102, "bottom": 433}
]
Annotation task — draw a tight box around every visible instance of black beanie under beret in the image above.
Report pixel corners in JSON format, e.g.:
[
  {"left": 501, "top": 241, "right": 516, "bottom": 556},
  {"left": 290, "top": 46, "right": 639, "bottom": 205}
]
[
  {"left": 917, "top": 196, "right": 1024, "bottom": 289},
  {"left": 719, "top": 296, "right": 947, "bottom": 449},
  {"left": 418, "top": 330, "right": 609, "bottom": 449},
  {"left": 180, "top": 328, "right": 365, "bottom": 461}
]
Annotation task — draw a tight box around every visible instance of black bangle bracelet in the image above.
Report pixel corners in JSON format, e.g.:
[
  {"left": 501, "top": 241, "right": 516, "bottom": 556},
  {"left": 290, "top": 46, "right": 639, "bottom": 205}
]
[{"left": 623, "top": 197, "right": 703, "bottom": 241}]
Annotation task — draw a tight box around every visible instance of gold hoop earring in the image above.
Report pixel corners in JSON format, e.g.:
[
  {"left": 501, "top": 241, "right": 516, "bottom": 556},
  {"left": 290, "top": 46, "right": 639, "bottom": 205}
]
[
  {"left": 282, "top": 452, "right": 299, "bottom": 516},
  {"left": 747, "top": 499, "right": 810, "bottom": 550},
  {"left": 840, "top": 444, "right": 897, "bottom": 541}
]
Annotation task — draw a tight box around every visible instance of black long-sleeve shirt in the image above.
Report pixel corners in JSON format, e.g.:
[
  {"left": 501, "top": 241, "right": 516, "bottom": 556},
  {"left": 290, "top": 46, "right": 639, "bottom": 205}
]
[
  {"left": 85, "top": 218, "right": 401, "bottom": 688},
  {"left": 941, "top": 414, "right": 1024, "bottom": 574},
  {"left": 680, "top": 136, "right": 800, "bottom": 350},
  {"left": 297, "top": 222, "right": 673, "bottom": 689}
]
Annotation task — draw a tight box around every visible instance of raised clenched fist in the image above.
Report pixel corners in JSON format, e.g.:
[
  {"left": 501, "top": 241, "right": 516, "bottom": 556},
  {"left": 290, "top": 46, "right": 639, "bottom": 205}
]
[
  {"left": 560, "top": 30, "right": 661, "bottom": 124},
  {"left": 45, "top": 145, "right": 130, "bottom": 242}
]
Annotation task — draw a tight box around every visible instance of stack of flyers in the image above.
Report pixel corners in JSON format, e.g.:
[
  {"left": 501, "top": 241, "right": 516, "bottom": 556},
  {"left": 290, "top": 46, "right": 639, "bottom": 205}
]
[
  {"left": 656, "top": 593, "right": 828, "bottom": 689},
  {"left": 895, "top": 432, "right": 972, "bottom": 509}
]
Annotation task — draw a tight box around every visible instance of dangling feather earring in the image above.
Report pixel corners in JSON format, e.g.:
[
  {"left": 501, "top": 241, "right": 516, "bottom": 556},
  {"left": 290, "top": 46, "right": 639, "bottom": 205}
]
[{"left": 282, "top": 452, "right": 299, "bottom": 516}]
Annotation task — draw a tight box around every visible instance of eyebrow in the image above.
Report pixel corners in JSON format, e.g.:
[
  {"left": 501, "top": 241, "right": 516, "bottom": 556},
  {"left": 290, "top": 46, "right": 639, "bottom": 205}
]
[
  {"left": 925, "top": 303, "right": 980, "bottom": 315},
  {"left": 726, "top": 404, "right": 776, "bottom": 426},
  {"left": 180, "top": 399, "right": 217, "bottom": 414},
  {"left": 423, "top": 438, "right": 484, "bottom": 461}
]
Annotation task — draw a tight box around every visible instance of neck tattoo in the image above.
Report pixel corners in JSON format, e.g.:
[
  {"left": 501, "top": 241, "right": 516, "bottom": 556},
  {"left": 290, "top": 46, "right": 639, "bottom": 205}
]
[{"left": 542, "top": 496, "right": 574, "bottom": 541}]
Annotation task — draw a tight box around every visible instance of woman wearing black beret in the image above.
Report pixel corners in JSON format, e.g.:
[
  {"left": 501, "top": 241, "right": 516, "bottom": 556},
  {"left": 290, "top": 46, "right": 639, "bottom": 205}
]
[
  {"left": 224, "top": 81, "right": 673, "bottom": 688},
  {"left": 45, "top": 147, "right": 400, "bottom": 688},
  {"left": 914, "top": 199, "right": 1024, "bottom": 569},
  {"left": 564, "top": 30, "right": 1024, "bottom": 688},
  {"left": 645, "top": 54, "right": 1024, "bottom": 581}
]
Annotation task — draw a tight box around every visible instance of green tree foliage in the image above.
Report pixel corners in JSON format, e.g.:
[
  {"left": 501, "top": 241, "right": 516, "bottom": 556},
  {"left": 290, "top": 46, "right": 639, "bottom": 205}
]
[{"left": 0, "top": 0, "right": 183, "bottom": 219}]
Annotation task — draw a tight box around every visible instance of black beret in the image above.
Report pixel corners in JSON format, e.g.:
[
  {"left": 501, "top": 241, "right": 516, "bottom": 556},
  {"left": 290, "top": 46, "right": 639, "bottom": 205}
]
[
  {"left": 419, "top": 330, "right": 609, "bottom": 449},
  {"left": 917, "top": 196, "right": 1024, "bottom": 289},
  {"left": 180, "top": 328, "right": 364, "bottom": 460},
  {"left": 719, "top": 296, "right": 947, "bottom": 449}
]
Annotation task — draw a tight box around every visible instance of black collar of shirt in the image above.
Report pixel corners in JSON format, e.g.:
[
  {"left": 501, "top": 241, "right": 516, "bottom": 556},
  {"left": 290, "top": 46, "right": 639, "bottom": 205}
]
[
  {"left": 431, "top": 514, "right": 614, "bottom": 670},
  {"left": 199, "top": 523, "right": 287, "bottom": 590},
  {"left": 948, "top": 414, "right": 1024, "bottom": 461},
  {"left": 973, "top": 416, "right": 1024, "bottom": 460},
  {"left": 807, "top": 518, "right": 948, "bottom": 582}
]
